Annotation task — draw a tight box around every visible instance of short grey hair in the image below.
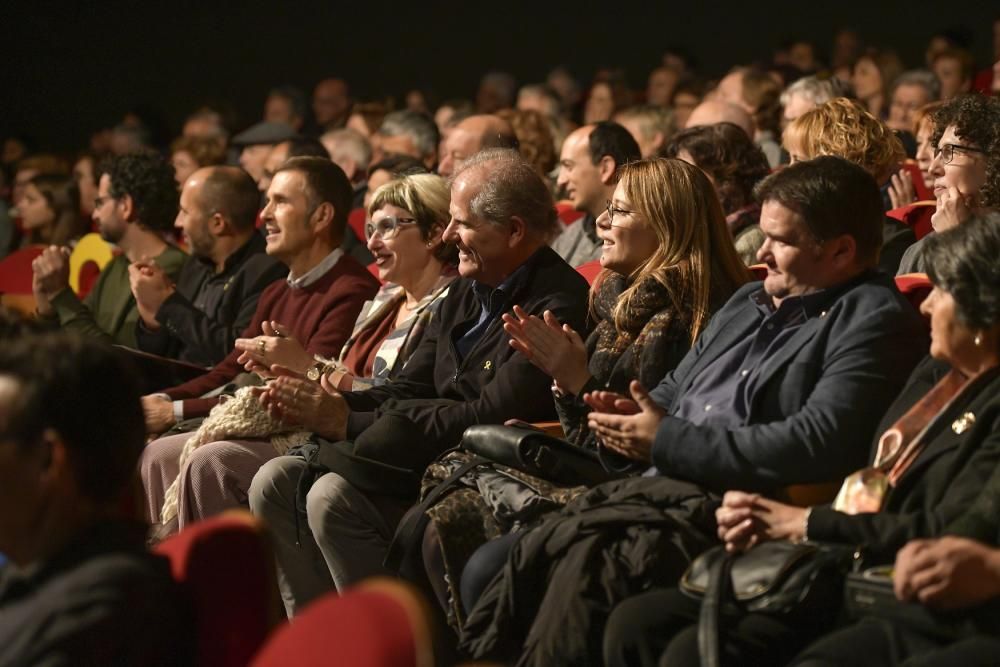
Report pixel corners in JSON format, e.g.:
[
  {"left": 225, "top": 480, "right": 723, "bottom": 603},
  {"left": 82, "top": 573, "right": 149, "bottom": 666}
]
[
  {"left": 455, "top": 148, "right": 559, "bottom": 239},
  {"left": 617, "top": 104, "right": 676, "bottom": 141},
  {"left": 322, "top": 128, "right": 372, "bottom": 172},
  {"left": 780, "top": 76, "right": 849, "bottom": 108},
  {"left": 377, "top": 110, "right": 440, "bottom": 162},
  {"left": 890, "top": 70, "right": 941, "bottom": 102}
]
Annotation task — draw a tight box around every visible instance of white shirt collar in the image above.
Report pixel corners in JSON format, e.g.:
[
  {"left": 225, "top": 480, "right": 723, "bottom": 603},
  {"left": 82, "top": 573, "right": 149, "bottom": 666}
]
[{"left": 286, "top": 248, "right": 344, "bottom": 289}]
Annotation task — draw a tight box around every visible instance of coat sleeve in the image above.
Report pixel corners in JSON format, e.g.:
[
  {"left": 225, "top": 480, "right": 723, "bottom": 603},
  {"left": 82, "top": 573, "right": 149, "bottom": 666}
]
[{"left": 651, "top": 302, "right": 927, "bottom": 493}]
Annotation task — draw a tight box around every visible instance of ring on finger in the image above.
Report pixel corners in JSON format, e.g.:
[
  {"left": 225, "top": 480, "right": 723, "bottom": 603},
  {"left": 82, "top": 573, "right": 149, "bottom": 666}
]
[{"left": 258, "top": 339, "right": 266, "bottom": 355}]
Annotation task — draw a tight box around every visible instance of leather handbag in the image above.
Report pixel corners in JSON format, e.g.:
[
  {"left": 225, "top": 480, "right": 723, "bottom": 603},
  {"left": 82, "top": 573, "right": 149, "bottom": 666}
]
[
  {"left": 460, "top": 424, "right": 621, "bottom": 487},
  {"left": 680, "top": 541, "right": 857, "bottom": 667}
]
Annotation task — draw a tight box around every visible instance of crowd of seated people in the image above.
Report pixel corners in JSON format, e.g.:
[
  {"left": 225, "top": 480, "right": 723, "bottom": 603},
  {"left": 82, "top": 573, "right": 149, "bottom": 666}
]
[{"left": 1, "top": 19, "right": 1000, "bottom": 666}]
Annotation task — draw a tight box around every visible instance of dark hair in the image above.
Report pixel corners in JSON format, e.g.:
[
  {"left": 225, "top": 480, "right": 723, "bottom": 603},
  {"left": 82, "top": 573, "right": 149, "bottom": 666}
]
[
  {"left": 268, "top": 85, "right": 308, "bottom": 121},
  {"left": 286, "top": 137, "right": 331, "bottom": 159},
  {"left": 169, "top": 135, "right": 227, "bottom": 167},
  {"left": 365, "top": 154, "right": 429, "bottom": 180},
  {"left": 102, "top": 153, "right": 179, "bottom": 233},
  {"left": 664, "top": 123, "right": 770, "bottom": 213},
  {"left": 754, "top": 155, "right": 883, "bottom": 267},
  {"left": 923, "top": 212, "right": 1000, "bottom": 331},
  {"left": 0, "top": 333, "right": 144, "bottom": 503},
  {"left": 587, "top": 121, "right": 641, "bottom": 171},
  {"left": 275, "top": 157, "right": 352, "bottom": 242},
  {"left": 741, "top": 68, "right": 783, "bottom": 137},
  {"left": 930, "top": 94, "right": 1000, "bottom": 208},
  {"left": 199, "top": 167, "right": 260, "bottom": 232},
  {"left": 27, "top": 173, "right": 86, "bottom": 246}
]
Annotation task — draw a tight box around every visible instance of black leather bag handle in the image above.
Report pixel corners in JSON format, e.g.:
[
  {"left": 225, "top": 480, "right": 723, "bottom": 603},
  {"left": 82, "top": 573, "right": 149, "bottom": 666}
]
[{"left": 698, "top": 550, "right": 734, "bottom": 667}]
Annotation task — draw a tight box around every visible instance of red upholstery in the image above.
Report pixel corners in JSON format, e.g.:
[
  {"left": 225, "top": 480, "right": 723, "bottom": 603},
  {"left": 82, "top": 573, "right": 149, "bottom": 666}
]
[
  {"left": 154, "top": 512, "right": 278, "bottom": 667},
  {"left": 0, "top": 245, "right": 44, "bottom": 294},
  {"left": 575, "top": 259, "right": 603, "bottom": 285},
  {"left": 900, "top": 160, "right": 933, "bottom": 202},
  {"left": 348, "top": 207, "right": 367, "bottom": 242},
  {"left": 555, "top": 200, "right": 581, "bottom": 225},
  {"left": 887, "top": 200, "right": 936, "bottom": 241},
  {"left": 250, "top": 579, "right": 434, "bottom": 667},
  {"left": 366, "top": 261, "right": 381, "bottom": 280},
  {"left": 747, "top": 264, "right": 768, "bottom": 281},
  {"left": 895, "top": 273, "right": 932, "bottom": 315}
]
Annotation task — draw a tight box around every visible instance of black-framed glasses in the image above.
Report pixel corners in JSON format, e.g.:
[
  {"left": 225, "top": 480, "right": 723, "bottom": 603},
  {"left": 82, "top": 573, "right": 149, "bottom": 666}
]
[
  {"left": 933, "top": 143, "right": 986, "bottom": 165},
  {"left": 601, "top": 200, "right": 636, "bottom": 229},
  {"left": 365, "top": 215, "right": 418, "bottom": 241}
]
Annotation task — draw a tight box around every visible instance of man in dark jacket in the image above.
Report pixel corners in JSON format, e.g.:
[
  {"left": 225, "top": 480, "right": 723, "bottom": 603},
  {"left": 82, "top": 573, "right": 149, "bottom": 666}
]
[
  {"left": 131, "top": 166, "right": 287, "bottom": 367},
  {"left": 250, "top": 148, "right": 590, "bottom": 616}
]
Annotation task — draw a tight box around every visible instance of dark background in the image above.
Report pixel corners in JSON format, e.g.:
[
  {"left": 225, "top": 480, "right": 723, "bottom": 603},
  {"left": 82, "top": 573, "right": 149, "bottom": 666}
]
[{"left": 2, "top": 1, "right": 997, "bottom": 152}]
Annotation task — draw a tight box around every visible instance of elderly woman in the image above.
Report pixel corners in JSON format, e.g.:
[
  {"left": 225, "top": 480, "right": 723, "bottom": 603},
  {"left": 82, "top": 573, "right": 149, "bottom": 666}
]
[
  {"left": 783, "top": 97, "right": 916, "bottom": 273},
  {"left": 139, "top": 173, "right": 456, "bottom": 535},
  {"left": 897, "top": 94, "right": 1000, "bottom": 274},
  {"left": 664, "top": 122, "right": 772, "bottom": 265},
  {"left": 604, "top": 212, "right": 1000, "bottom": 667},
  {"left": 17, "top": 174, "right": 86, "bottom": 247}
]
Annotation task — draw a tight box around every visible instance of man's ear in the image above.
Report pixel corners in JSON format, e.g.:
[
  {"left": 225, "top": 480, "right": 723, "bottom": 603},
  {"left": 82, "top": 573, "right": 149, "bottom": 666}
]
[
  {"left": 507, "top": 215, "right": 528, "bottom": 247},
  {"left": 37, "top": 428, "right": 66, "bottom": 488},
  {"left": 598, "top": 155, "right": 617, "bottom": 185},
  {"left": 826, "top": 233, "right": 858, "bottom": 269},
  {"left": 208, "top": 212, "right": 230, "bottom": 236},
  {"left": 311, "top": 202, "right": 335, "bottom": 237},
  {"left": 119, "top": 193, "right": 135, "bottom": 222}
]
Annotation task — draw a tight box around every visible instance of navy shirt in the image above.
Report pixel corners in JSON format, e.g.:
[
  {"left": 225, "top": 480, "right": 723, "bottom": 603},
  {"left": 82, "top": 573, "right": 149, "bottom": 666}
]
[{"left": 452, "top": 253, "right": 537, "bottom": 361}]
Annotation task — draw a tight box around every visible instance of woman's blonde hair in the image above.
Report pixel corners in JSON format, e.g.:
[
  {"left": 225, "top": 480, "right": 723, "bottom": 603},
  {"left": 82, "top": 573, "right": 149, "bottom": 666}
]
[
  {"left": 367, "top": 173, "right": 457, "bottom": 264},
  {"left": 597, "top": 158, "right": 749, "bottom": 343},
  {"left": 783, "top": 97, "right": 905, "bottom": 184}
]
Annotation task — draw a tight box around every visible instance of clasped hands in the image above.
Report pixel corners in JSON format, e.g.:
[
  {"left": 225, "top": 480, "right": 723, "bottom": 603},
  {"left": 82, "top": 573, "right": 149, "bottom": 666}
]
[
  {"left": 234, "top": 320, "right": 315, "bottom": 378},
  {"left": 31, "top": 245, "right": 72, "bottom": 316},
  {"left": 128, "top": 258, "right": 175, "bottom": 328}
]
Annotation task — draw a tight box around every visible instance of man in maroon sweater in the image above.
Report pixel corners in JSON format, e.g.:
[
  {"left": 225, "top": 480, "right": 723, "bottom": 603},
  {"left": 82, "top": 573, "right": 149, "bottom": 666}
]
[{"left": 138, "top": 157, "right": 377, "bottom": 530}]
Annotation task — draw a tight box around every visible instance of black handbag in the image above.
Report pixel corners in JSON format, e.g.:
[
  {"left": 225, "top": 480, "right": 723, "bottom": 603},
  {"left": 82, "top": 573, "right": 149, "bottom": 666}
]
[
  {"left": 460, "top": 424, "right": 621, "bottom": 487},
  {"left": 680, "top": 541, "right": 858, "bottom": 667}
]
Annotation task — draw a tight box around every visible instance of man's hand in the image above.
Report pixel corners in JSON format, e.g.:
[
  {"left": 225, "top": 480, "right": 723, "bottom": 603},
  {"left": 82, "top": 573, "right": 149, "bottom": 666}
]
[
  {"left": 141, "top": 395, "right": 176, "bottom": 434},
  {"left": 31, "top": 246, "right": 72, "bottom": 316},
  {"left": 716, "top": 491, "right": 808, "bottom": 552},
  {"left": 894, "top": 536, "right": 1000, "bottom": 610},
  {"left": 129, "top": 258, "right": 175, "bottom": 329},
  {"left": 586, "top": 380, "right": 664, "bottom": 463},
  {"left": 259, "top": 366, "right": 349, "bottom": 440},
  {"left": 234, "top": 321, "right": 314, "bottom": 378}
]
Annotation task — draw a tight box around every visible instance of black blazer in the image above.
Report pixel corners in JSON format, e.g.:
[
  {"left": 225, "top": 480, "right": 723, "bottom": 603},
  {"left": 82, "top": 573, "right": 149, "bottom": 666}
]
[
  {"left": 648, "top": 271, "right": 929, "bottom": 494},
  {"left": 809, "top": 357, "right": 1000, "bottom": 562}
]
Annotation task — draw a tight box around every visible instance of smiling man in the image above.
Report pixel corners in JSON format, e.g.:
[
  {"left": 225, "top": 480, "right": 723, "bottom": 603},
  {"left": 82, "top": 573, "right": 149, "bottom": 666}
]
[
  {"left": 131, "top": 166, "right": 287, "bottom": 366},
  {"left": 249, "top": 148, "right": 591, "bottom": 616}
]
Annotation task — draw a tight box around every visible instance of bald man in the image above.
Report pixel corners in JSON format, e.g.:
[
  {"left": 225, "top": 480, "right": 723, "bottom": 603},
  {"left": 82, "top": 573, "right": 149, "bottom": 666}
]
[
  {"left": 684, "top": 99, "right": 755, "bottom": 137},
  {"left": 437, "top": 114, "right": 518, "bottom": 177},
  {"left": 131, "top": 166, "right": 287, "bottom": 366}
]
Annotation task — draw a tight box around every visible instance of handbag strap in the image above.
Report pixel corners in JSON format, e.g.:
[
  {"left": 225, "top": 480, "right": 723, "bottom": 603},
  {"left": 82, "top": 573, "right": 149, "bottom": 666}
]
[
  {"left": 698, "top": 550, "right": 734, "bottom": 667},
  {"left": 383, "top": 455, "right": 488, "bottom": 573}
]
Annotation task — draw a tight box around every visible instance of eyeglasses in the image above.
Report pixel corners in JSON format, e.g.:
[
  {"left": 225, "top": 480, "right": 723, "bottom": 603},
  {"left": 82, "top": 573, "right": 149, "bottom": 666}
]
[
  {"left": 365, "top": 215, "right": 418, "bottom": 241},
  {"left": 933, "top": 143, "right": 985, "bottom": 165},
  {"left": 600, "top": 200, "right": 636, "bottom": 229}
]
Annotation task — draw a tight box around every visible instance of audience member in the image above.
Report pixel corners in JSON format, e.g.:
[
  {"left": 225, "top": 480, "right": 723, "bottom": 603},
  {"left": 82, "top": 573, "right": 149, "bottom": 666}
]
[
  {"left": 886, "top": 70, "right": 941, "bottom": 134},
  {"left": 371, "top": 110, "right": 439, "bottom": 170},
  {"left": 476, "top": 71, "right": 517, "bottom": 113},
  {"left": 782, "top": 97, "right": 915, "bottom": 273},
  {"left": 552, "top": 122, "right": 641, "bottom": 266},
  {"left": 647, "top": 67, "right": 680, "bottom": 107},
  {"left": 249, "top": 149, "right": 590, "bottom": 616},
  {"left": 932, "top": 48, "right": 975, "bottom": 100},
  {"left": 665, "top": 122, "right": 772, "bottom": 264},
  {"left": 459, "top": 157, "right": 929, "bottom": 665},
  {"left": 713, "top": 67, "right": 784, "bottom": 166},
  {"left": 71, "top": 153, "right": 99, "bottom": 217},
  {"left": 0, "top": 330, "right": 192, "bottom": 667},
  {"left": 346, "top": 101, "right": 388, "bottom": 139},
  {"left": 779, "top": 75, "right": 849, "bottom": 126},
  {"left": 257, "top": 136, "right": 330, "bottom": 195},
  {"left": 232, "top": 121, "right": 298, "bottom": 186},
  {"left": 670, "top": 75, "right": 706, "bottom": 129},
  {"left": 496, "top": 109, "right": 557, "bottom": 180},
  {"left": 17, "top": 174, "right": 86, "bottom": 248},
  {"left": 169, "top": 135, "right": 227, "bottom": 187},
  {"left": 363, "top": 154, "right": 429, "bottom": 211},
  {"left": 131, "top": 166, "right": 287, "bottom": 366},
  {"left": 320, "top": 128, "right": 372, "bottom": 208},
  {"left": 312, "top": 78, "right": 352, "bottom": 132},
  {"left": 264, "top": 85, "right": 307, "bottom": 131},
  {"left": 584, "top": 74, "right": 632, "bottom": 124},
  {"left": 437, "top": 114, "right": 517, "bottom": 178},
  {"left": 685, "top": 99, "right": 755, "bottom": 138},
  {"left": 33, "top": 153, "right": 188, "bottom": 348},
  {"left": 615, "top": 105, "right": 676, "bottom": 158},
  {"left": 853, "top": 48, "right": 905, "bottom": 120}
]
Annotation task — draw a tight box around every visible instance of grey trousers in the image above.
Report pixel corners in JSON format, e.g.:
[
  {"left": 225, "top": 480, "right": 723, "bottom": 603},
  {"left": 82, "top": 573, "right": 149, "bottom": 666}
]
[{"left": 248, "top": 455, "right": 395, "bottom": 618}]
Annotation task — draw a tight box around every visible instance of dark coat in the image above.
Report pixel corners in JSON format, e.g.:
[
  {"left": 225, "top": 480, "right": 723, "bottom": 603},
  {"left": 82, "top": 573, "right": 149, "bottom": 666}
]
[
  {"left": 135, "top": 233, "right": 287, "bottom": 366},
  {"left": 326, "top": 246, "right": 590, "bottom": 496},
  {"left": 810, "top": 357, "right": 1000, "bottom": 562},
  {"left": 649, "top": 271, "right": 929, "bottom": 493}
]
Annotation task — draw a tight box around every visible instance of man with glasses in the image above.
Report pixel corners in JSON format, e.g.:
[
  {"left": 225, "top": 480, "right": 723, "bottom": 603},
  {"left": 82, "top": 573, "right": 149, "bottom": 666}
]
[
  {"left": 552, "top": 121, "right": 640, "bottom": 266},
  {"left": 249, "top": 149, "right": 591, "bottom": 616},
  {"left": 32, "top": 153, "right": 188, "bottom": 348},
  {"left": 898, "top": 94, "right": 1000, "bottom": 274}
]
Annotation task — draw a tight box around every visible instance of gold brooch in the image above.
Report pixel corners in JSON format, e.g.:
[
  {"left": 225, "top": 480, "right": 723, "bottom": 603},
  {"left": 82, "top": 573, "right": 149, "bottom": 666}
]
[
  {"left": 483, "top": 360, "right": 493, "bottom": 371},
  {"left": 952, "top": 412, "right": 976, "bottom": 434}
]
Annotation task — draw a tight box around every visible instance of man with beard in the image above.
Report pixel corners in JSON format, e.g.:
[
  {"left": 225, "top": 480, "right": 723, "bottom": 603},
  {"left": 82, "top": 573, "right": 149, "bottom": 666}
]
[
  {"left": 32, "top": 153, "right": 188, "bottom": 348},
  {"left": 130, "top": 166, "right": 287, "bottom": 366}
]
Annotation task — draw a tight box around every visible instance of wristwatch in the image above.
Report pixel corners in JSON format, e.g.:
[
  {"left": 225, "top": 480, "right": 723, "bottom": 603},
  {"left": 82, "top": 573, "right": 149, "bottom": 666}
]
[{"left": 306, "top": 359, "right": 336, "bottom": 382}]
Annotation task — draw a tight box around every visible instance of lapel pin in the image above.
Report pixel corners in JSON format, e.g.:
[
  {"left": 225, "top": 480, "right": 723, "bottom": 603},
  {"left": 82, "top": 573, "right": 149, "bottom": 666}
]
[{"left": 484, "top": 360, "right": 493, "bottom": 371}]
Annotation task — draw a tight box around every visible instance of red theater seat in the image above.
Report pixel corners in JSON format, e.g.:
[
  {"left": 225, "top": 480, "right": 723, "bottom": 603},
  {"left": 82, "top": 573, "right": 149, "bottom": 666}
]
[
  {"left": 555, "top": 200, "right": 581, "bottom": 225},
  {"left": 348, "top": 207, "right": 367, "bottom": 243},
  {"left": 887, "top": 200, "right": 936, "bottom": 241},
  {"left": 575, "top": 259, "right": 603, "bottom": 285},
  {"left": 251, "top": 579, "right": 435, "bottom": 667},
  {"left": 895, "top": 273, "right": 932, "bottom": 315},
  {"left": 154, "top": 512, "right": 279, "bottom": 667}
]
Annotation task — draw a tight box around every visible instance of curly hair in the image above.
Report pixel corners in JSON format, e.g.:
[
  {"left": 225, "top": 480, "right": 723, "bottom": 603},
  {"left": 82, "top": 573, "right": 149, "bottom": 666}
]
[
  {"left": 169, "top": 135, "right": 227, "bottom": 168},
  {"left": 496, "top": 108, "right": 557, "bottom": 177},
  {"left": 783, "top": 97, "right": 906, "bottom": 184},
  {"left": 930, "top": 94, "right": 1000, "bottom": 208},
  {"left": 924, "top": 212, "right": 1000, "bottom": 332},
  {"left": 663, "top": 122, "right": 770, "bottom": 214},
  {"left": 102, "top": 152, "right": 179, "bottom": 233}
]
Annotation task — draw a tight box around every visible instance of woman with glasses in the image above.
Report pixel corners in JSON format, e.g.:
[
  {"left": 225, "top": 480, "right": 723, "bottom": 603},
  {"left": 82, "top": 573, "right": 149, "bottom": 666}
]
[
  {"left": 140, "top": 173, "right": 457, "bottom": 535},
  {"left": 417, "top": 158, "right": 750, "bottom": 627},
  {"left": 898, "top": 94, "right": 1000, "bottom": 274}
]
